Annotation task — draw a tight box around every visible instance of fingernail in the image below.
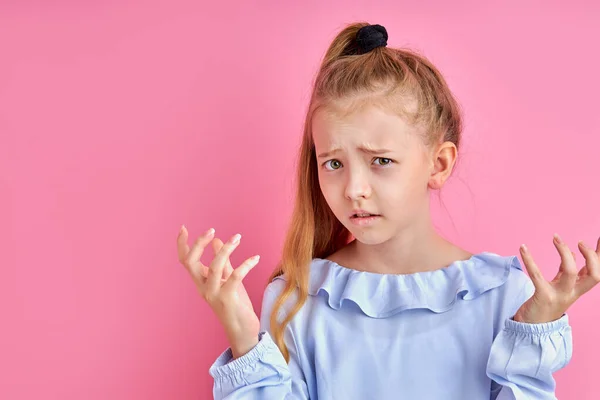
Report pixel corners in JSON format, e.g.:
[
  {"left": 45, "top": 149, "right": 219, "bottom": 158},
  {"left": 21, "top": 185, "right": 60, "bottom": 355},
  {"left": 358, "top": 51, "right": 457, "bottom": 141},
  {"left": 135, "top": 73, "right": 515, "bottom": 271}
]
[
  {"left": 520, "top": 244, "right": 527, "bottom": 252},
  {"left": 180, "top": 225, "right": 185, "bottom": 233},
  {"left": 579, "top": 240, "right": 588, "bottom": 249},
  {"left": 231, "top": 234, "right": 241, "bottom": 244},
  {"left": 205, "top": 228, "right": 215, "bottom": 236},
  {"left": 554, "top": 233, "right": 563, "bottom": 244},
  {"left": 251, "top": 255, "right": 260, "bottom": 262}
]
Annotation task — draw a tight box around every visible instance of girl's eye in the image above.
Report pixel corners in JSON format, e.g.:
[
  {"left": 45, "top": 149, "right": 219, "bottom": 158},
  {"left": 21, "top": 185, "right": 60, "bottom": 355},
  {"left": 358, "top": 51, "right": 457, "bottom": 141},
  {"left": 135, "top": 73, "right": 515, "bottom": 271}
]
[
  {"left": 374, "top": 157, "right": 393, "bottom": 166},
  {"left": 324, "top": 159, "right": 342, "bottom": 170}
]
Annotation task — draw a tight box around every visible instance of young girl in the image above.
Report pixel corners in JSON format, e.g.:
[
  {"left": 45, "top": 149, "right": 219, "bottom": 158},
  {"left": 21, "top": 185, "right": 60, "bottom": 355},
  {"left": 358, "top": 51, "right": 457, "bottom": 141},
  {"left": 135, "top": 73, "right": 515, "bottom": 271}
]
[{"left": 177, "top": 22, "right": 599, "bottom": 399}]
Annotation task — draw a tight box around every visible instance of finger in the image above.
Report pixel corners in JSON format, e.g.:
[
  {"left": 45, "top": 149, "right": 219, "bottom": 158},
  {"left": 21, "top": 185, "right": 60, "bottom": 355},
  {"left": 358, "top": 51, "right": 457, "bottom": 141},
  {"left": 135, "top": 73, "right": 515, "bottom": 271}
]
[
  {"left": 555, "top": 249, "right": 576, "bottom": 283},
  {"left": 520, "top": 244, "right": 546, "bottom": 288},
  {"left": 211, "top": 237, "right": 222, "bottom": 254},
  {"left": 199, "top": 265, "right": 227, "bottom": 285},
  {"left": 185, "top": 228, "right": 215, "bottom": 268},
  {"left": 212, "top": 237, "right": 234, "bottom": 279},
  {"left": 576, "top": 241, "right": 600, "bottom": 296},
  {"left": 207, "top": 233, "right": 241, "bottom": 293},
  {"left": 596, "top": 237, "right": 600, "bottom": 256},
  {"left": 222, "top": 255, "right": 260, "bottom": 293},
  {"left": 177, "top": 225, "right": 190, "bottom": 262},
  {"left": 553, "top": 234, "right": 578, "bottom": 291}
]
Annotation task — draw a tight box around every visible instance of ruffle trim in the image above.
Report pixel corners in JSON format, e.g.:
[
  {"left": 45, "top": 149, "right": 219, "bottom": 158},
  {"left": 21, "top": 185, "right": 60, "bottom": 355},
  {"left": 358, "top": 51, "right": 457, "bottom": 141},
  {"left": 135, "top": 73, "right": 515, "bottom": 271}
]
[{"left": 307, "top": 252, "right": 521, "bottom": 318}]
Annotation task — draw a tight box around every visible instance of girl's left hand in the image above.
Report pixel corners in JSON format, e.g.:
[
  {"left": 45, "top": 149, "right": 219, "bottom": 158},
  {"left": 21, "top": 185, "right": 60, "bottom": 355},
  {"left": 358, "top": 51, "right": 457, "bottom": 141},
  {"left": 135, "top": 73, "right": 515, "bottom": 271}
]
[{"left": 515, "top": 235, "right": 600, "bottom": 324}]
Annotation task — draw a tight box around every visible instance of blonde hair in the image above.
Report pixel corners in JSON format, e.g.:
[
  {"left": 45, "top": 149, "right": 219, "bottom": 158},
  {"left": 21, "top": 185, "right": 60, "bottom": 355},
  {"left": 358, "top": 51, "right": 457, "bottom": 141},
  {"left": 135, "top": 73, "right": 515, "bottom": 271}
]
[{"left": 267, "top": 22, "right": 463, "bottom": 362}]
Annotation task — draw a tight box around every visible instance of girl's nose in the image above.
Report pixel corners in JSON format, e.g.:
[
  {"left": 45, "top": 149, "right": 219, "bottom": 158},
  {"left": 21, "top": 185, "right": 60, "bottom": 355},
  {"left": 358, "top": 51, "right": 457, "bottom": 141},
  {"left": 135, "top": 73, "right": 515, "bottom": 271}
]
[{"left": 344, "top": 169, "right": 372, "bottom": 200}]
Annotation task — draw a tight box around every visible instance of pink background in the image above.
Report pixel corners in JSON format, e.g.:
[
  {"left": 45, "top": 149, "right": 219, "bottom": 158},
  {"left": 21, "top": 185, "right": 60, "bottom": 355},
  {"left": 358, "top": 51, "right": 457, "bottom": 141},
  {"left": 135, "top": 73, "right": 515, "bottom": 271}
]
[{"left": 1, "top": 1, "right": 598, "bottom": 399}]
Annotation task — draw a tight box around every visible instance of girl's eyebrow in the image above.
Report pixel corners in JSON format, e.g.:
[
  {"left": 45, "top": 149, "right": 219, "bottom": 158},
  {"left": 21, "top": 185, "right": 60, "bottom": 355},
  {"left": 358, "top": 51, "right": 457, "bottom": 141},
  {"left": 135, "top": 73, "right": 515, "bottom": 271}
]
[{"left": 317, "top": 146, "right": 393, "bottom": 158}]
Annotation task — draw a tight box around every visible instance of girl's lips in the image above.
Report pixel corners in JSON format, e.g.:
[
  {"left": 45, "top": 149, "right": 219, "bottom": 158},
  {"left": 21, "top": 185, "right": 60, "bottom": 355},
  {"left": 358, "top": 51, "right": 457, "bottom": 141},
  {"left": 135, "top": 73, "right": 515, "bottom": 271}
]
[
  {"left": 349, "top": 215, "right": 381, "bottom": 226},
  {"left": 350, "top": 209, "right": 379, "bottom": 218}
]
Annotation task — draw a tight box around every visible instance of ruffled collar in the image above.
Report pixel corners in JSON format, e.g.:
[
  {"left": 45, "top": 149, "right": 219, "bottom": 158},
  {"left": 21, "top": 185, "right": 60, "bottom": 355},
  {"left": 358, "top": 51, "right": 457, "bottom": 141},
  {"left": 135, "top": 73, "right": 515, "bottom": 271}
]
[{"left": 306, "top": 252, "right": 521, "bottom": 318}]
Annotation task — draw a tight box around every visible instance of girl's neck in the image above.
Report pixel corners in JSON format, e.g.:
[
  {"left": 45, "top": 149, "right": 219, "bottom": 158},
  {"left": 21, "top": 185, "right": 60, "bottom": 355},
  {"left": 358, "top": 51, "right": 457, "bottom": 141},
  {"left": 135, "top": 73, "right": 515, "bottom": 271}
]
[{"left": 332, "top": 222, "right": 472, "bottom": 275}]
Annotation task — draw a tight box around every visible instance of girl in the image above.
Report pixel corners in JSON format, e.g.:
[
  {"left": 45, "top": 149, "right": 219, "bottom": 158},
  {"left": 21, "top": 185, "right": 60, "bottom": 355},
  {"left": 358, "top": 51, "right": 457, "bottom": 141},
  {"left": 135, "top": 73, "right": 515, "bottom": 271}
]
[{"left": 177, "top": 22, "right": 599, "bottom": 399}]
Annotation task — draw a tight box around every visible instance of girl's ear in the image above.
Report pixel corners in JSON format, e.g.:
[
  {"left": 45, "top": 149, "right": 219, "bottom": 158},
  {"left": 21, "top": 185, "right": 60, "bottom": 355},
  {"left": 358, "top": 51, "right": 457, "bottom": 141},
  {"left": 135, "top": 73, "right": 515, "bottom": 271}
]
[{"left": 428, "top": 141, "right": 457, "bottom": 190}]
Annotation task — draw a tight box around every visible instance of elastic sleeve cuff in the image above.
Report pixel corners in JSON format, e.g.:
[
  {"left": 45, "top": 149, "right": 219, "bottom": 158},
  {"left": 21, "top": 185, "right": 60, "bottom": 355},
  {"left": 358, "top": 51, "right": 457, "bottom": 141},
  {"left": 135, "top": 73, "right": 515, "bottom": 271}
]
[
  {"left": 209, "top": 331, "right": 280, "bottom": 380},
  {"left": 505, "top": 314, "right": 569, "bottom": 335}
]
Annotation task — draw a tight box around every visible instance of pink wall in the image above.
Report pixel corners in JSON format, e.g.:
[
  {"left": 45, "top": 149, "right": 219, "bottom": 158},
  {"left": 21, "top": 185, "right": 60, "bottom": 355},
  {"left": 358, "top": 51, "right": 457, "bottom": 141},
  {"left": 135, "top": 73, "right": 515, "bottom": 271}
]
[{"left": 1, "top": 1, "right": 598, "bottom": 399}]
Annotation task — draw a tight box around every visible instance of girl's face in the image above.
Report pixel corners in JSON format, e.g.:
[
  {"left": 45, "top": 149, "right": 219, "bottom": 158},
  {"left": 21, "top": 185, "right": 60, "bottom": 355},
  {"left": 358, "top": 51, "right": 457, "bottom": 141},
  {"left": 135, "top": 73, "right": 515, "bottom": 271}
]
[{"left": 312, "top": 105, "right": 435, "bottom": 245}]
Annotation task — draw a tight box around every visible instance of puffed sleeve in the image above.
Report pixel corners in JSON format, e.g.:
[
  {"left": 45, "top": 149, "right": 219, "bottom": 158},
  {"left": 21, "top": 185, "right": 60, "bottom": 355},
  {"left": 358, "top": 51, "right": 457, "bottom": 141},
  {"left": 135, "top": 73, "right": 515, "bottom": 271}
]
[
  {"left": 487, "top": 278, "right": 573, "bottom": 399},
  {"left": 209, "top": 280, "right": 310, "bottom": 399}
]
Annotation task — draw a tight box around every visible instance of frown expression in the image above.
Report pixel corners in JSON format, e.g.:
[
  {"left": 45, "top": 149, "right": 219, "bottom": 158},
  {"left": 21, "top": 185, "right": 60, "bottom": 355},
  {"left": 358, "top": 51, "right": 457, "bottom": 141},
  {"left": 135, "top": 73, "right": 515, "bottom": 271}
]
[{"left": 312, "top": 105, "right": 434, "bottom": 244}]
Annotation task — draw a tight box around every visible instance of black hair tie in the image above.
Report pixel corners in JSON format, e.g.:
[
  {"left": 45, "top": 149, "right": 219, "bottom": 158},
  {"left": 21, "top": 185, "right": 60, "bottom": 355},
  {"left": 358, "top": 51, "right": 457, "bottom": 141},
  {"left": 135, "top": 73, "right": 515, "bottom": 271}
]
[{"left": 356, "top": 24, "right": 388, "bottom": 54}]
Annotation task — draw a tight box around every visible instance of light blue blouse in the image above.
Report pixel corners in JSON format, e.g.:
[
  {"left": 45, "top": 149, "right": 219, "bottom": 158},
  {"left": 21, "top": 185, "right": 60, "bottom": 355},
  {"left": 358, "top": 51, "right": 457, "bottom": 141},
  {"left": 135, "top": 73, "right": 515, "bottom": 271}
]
[{"left": 209, "top": 252, "right": 572, "bottom": 399}]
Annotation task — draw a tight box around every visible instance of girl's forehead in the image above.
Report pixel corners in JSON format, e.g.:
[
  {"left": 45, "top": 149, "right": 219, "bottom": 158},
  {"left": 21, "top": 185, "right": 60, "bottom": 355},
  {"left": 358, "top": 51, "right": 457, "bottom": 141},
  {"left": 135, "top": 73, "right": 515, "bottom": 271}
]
[{"left": 312, "top": 105, "right": 419, "bottom": 148}]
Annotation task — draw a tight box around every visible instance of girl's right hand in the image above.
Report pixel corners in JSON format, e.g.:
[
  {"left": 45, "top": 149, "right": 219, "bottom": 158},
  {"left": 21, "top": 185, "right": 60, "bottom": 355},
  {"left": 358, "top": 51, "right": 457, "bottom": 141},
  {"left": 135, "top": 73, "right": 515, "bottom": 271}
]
[{"left": 177, "top": 226, "right": 261, "bottom": 358}]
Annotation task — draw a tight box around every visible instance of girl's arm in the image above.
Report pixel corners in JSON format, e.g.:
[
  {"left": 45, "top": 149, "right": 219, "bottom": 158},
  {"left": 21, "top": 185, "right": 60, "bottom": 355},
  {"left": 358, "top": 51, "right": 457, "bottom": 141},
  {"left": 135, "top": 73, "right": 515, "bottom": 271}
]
[
  {"left": 486, "top": 233, "right": 600, "bottom": 399},
  {"left": 488, "top": 236, "right": 599, "bottom": 399},
  {"left": 209, "top": 280, "right": 310, "bottom": 399},
  {"left": 486, "top": 285, "right": 572, "bottom": 399}
]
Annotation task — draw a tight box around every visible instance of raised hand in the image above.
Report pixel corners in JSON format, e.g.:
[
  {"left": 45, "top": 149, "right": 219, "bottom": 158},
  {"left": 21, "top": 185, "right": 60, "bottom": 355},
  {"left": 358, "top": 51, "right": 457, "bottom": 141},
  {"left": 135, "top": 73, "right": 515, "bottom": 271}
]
[
  {"left": 515, "top": 234, "right": 600, "bottom": 324},
  {"left": 177, "top": 226, "right": 261, "bottom": 358},
  {"left": 209, "top": 236, "right": 255, "bottom": 317}
]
